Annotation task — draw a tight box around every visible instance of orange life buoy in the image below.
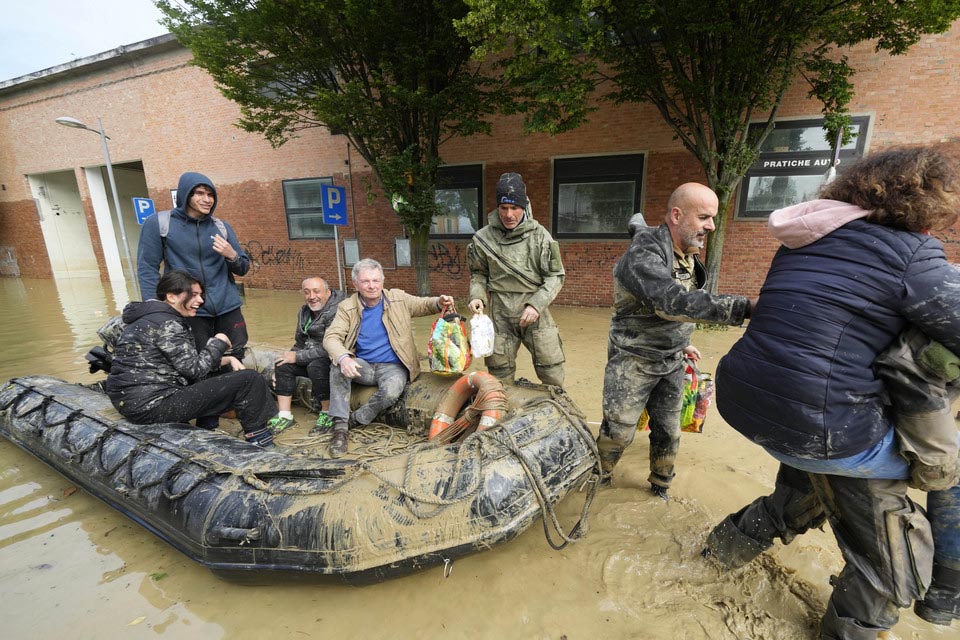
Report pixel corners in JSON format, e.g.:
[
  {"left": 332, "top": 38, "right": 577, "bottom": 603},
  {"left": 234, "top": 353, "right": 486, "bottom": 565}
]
[{"left": 429, "top": 371, "right": 505, "bottom": 440}]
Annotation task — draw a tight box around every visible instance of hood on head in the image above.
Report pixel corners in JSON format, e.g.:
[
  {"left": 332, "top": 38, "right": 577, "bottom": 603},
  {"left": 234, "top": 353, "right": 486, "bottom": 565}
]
[
  {"left": 175, "top": 172, "right": 218, "bottom": 215},
  {"left": 768, "top": 199, "right": 871, "bottom": 249}
]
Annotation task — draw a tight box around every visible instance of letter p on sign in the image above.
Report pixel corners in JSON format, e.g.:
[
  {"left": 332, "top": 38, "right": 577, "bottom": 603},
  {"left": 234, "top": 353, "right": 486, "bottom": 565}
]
[{"left": 320, "top": 184, "right": 348, "bottom": 226}]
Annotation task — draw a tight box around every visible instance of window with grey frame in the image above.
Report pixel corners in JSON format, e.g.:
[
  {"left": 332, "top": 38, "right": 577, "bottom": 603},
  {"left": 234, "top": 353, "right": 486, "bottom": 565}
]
[
  {"left": 282, "top": 177, "right": 336, "bottom": 239},
  {"left": 553, "top": 154, "right": 644, "bottom": 238},
  {"left": 737, "top": 116, "right": 870, "bottom": 219},
  {"left": 432, "top": 164, "right": 482, "bottom": 237}
]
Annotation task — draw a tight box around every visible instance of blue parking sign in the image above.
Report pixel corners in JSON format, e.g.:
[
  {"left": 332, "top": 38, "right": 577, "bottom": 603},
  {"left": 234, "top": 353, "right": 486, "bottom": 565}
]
[
  {"left": 133, "top": 197, "right": 155, "bottom": 224},
  {"left": 320, "top": 185, "right": 348, "bottom": 226}
]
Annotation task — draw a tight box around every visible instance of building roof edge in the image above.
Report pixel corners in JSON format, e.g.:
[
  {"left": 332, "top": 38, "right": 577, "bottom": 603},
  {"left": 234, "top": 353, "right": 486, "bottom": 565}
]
[{"left": 0, "top": 33, "right": 182, "bottom": 95}]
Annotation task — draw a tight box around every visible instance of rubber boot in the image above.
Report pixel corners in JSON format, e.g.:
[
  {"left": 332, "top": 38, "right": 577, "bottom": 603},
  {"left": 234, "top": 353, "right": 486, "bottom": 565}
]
[
  {"left": 915, "top": 563, "right": 960, "bottom": 625},
  {"left": 819, "top": 602, "right": 885, "bottom": 640},
  {"left": 704, "top": 515, "right": 771, "bottom": 569}
]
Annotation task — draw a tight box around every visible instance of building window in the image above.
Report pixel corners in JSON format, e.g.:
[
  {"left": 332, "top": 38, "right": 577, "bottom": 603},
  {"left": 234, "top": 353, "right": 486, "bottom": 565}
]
[
  {"left": 737, "top": 116, "right": 870, "bottom": 219},
  {"left": 433, "top": 164, "right": 482, "bottom": 236},
  {"left": 282, "top": 177, "right": 335, "bottom": 239},
  {"left": 553, "top": 154, "right": 644, "bottom": 238}
]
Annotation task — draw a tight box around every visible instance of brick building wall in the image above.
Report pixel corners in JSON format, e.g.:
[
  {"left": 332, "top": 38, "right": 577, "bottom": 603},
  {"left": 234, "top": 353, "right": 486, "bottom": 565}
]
[{"left": 3, "top": 28, "right": 960, "bottom": 302}]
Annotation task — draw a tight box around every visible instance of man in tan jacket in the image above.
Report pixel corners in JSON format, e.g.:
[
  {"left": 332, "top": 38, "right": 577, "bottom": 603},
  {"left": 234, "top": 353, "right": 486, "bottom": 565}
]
[{"left": 323, "top": 258, "right": 453, "bottom": 457}]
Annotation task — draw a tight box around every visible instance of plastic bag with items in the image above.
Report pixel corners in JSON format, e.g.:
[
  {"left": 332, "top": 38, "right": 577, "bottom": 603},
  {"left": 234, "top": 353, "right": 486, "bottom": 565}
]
[
  {"left": 428, "top": 304, "right": 472, "bottom": 376},
  {"left": 469, "top": 311, "right": 495, "bottom": 358}
]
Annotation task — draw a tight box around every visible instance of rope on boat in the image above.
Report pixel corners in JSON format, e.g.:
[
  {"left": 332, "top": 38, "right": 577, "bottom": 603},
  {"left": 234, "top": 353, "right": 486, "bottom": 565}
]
[
  {"left": 2, "top": 378, "right": 603, "bottom": 549},
  {"left": 2, "top": 379, "right": 215, "bottom": 501}
]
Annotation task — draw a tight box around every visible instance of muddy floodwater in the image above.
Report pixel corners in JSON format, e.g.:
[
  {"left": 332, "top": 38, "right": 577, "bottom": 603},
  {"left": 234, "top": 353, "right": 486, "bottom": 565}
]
[{"left": 0, "top": 277, "right": 950, "bottom": 639}]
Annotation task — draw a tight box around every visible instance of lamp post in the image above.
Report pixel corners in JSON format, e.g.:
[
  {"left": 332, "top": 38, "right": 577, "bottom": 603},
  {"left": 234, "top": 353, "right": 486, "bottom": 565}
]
[{"left": 55, "top": 116, "right": 139, "bottom": 298}]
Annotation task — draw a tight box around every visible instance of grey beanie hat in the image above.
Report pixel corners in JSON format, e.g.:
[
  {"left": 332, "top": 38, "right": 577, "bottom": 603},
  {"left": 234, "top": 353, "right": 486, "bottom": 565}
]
[{"left": 496, "top": 172, "right": 529, "bottom": 208}]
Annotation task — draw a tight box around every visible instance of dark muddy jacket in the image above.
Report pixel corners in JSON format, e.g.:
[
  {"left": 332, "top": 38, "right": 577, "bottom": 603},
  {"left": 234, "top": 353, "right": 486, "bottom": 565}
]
[
  {"left": 106, "top": 300, "right": 229, "bottom": 417},
  {"left": 610, "top": 223, "right": 749, "bottom": 358},
  {"left": 717, "top": 199, "right": 960, "bottom": 460},
  {"left": 290, "top": 289, "right": 347, "bottom": 363},
  {"left": 136, "top": 172, "right": 249, "bottom": 316}
]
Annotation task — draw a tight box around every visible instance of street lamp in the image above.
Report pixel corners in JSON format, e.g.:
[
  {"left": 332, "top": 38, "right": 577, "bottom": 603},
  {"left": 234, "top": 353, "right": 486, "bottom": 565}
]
[{"left": 55, "top": 116, "right": 139, "bottom": 298}]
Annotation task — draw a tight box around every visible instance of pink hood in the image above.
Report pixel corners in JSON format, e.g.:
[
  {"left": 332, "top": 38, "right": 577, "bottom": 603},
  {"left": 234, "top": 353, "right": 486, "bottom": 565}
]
[{"left": 767, "top": 199, "right": 871, "bottom": 249}]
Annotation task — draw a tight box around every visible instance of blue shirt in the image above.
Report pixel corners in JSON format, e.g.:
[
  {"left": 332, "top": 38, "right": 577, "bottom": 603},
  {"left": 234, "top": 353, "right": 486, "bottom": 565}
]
[{"left": 355, "top": 298, "right": 402, "bottom": 364}]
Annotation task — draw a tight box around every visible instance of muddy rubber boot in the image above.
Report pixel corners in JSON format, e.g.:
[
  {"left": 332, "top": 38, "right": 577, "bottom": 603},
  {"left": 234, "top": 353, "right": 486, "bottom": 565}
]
[
  {"left": 703, "top": 515, "right": 772, "bottom": 569},
  {"left": 915, "top": 564, "right": 960, "bottom": 625},
  {"left": 819, "top": 602, "right": 885, "bottom": 640}
]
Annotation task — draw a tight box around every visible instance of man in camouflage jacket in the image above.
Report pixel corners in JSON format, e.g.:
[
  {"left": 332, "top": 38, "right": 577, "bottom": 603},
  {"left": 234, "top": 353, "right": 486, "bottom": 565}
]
[
  {"left": 599, "top": 183, "right": 751, "bottom": 498},
  {"left": 467, "top": 172, "right": 565, "bottom": 386}
]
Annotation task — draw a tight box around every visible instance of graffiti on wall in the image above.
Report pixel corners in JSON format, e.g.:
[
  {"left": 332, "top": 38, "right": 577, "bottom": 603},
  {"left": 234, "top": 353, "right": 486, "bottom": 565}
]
[
  {"left": 428, "top": 243, "right": 463, "bottom": 279},
  {"left": 242, "top": 240, "right": 306, "bottom": 275}
]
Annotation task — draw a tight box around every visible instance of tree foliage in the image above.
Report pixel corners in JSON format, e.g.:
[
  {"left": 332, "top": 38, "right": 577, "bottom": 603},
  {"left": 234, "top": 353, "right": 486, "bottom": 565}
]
[
  {"left": 460, "top": 0, "right": 960, "bottom": 291},
  {"left": 156, "top": 0, "right": 507, "bottom": 294}
]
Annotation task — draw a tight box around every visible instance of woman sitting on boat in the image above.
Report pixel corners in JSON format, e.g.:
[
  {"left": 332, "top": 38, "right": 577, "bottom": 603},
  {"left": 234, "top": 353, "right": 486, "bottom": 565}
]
[{"left": 106, "top": 270, "right": 277, "bottom": 447}]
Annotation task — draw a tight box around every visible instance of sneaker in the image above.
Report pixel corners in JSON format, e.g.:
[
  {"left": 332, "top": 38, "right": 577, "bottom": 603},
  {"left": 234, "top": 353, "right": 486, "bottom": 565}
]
[
  {"left": 310, "top": 412, "right": 335, "bottom": 435},
  {"left": 329, "top": 429, "right": 349, "bottom": 458},
  {"left": 267, "top": 415, "right": 297, "bottom": 435}
]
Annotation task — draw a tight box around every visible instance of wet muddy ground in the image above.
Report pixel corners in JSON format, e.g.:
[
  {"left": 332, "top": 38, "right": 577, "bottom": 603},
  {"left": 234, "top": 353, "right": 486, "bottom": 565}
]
[{"left": 0, "top": 277, "right": 951, "bottom": 639}]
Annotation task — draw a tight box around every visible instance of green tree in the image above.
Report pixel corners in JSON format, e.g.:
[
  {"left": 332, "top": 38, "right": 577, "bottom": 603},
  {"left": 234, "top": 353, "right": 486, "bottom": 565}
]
[
  {"left": 460, "top": 0, "right": 960, "bottom": 291},
  {"left": 156, "top": 0, "right": 506, "bottom": 294}
]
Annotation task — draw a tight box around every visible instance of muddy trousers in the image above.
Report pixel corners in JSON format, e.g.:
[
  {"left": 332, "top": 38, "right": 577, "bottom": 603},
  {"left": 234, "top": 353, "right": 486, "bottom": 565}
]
[
  {"left": 597, "top": 344, "right": 685, "bottom": 488},
  {"left": 328, "top": 359, "right": 407, "bottom": 426},
  {"left": 123, "top": 370, "right": 277, "bottom": 442},
  {"left": 274, "top": 356, "right": 332, "bottom": 409},
  {"left": 707, "top": 464, "right": 935, "bottom": 639},
  {"left": 485, "top": 296, "right": 564, "bottom": 387}
]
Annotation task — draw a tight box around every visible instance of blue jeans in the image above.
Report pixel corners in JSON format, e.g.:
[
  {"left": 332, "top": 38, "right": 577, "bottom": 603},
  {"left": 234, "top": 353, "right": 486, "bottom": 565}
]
[{"left": 327, "top": 358, "right": 408, "bottom": 426}]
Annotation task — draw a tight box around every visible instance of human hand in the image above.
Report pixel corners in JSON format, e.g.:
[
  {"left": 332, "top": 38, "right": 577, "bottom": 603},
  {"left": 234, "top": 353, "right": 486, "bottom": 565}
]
[
  {"left": 213, "top": 332, "right": 232, "bottom": 348},
  {"left": 275, "top": 351, "right": 297, "bottom": 367},
  {"left": 340, "top": 356, "right": 361, "bottom": 379},
  {"left": 468, "top": 299, "right": 484, "bottom": 314},
  {"left": 438, "top": 295, "right": 454, "bottom": 310},
  {"left": 211, "top": 234, "right": 238, "bottom": 261},
  {"left": 222, "top": 355, "right": 245, "bottom": 371},
  {"left": 519, "top": 305, "right": 540, "bottom": 328},
  {"left": 683, "top": 345, "right": 702, "bottom": 362}
]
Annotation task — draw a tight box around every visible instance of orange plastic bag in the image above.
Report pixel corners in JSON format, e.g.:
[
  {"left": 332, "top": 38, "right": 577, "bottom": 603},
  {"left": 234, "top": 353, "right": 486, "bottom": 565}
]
[{"left": 427, "top": 304, "right": 472, "bottom": 376}]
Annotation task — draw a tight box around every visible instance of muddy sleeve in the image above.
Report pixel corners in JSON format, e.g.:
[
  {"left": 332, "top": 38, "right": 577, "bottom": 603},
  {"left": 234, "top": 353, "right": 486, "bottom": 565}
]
[
  {"left": 615, "top": 240, "right": 749, "bottom": 326},
  {"left": 467, "top": 241, "right": 489, "bottom": 303},
  {"left": 156, "top": 321, "right": 225, "bottom": 381},
  {"left": 901, "top": 239, "right": 960, "bottom": 355},
  {"left": 527, "top": 236, "right": 564, "bottom": 313}
]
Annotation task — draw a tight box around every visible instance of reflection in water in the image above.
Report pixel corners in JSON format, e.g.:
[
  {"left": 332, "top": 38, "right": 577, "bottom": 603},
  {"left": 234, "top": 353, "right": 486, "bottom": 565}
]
[{"left": 0, "top": 279, "right": 942, "bottom": 639}]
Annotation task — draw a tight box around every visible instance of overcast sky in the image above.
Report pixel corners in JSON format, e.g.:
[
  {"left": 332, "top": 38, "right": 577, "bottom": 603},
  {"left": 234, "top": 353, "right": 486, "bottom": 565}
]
[{"left": 2, "top": 0, "right": 169, "bottom": 82}]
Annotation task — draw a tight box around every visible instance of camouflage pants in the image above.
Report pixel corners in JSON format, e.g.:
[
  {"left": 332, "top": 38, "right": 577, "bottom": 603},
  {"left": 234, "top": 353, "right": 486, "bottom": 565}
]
[
  {"left": 597, "top": 342, "right": 685, "bottom": 488},
  {"left": 485, "top": 293, "right": 564, "bottom": 386}
]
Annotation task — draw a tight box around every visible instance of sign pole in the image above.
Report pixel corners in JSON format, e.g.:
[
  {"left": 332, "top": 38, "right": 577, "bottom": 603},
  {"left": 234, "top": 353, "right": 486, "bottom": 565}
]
[
  {"left": 320, "top": 183, "right": 349, "bottom": 292},
  {"left": 334, "top": 226, "right": 343, "bottom": 291}
]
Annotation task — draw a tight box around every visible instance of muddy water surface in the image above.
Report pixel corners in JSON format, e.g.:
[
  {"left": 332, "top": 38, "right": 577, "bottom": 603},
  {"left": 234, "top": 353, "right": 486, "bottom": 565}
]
[{"left": 0, "top": 278, "right": 949, "bottom": 639}]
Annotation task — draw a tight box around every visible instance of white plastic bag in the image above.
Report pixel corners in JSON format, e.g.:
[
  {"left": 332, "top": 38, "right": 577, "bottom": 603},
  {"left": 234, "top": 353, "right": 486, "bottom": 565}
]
[{"left": 470, "top": 311, "right": 495, "bottom": 358}]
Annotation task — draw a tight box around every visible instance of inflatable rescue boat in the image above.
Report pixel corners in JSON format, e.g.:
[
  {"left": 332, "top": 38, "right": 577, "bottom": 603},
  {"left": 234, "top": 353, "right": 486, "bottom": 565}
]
[{"left": 0, "top": 351, "right": 600, "bottom": 584}]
